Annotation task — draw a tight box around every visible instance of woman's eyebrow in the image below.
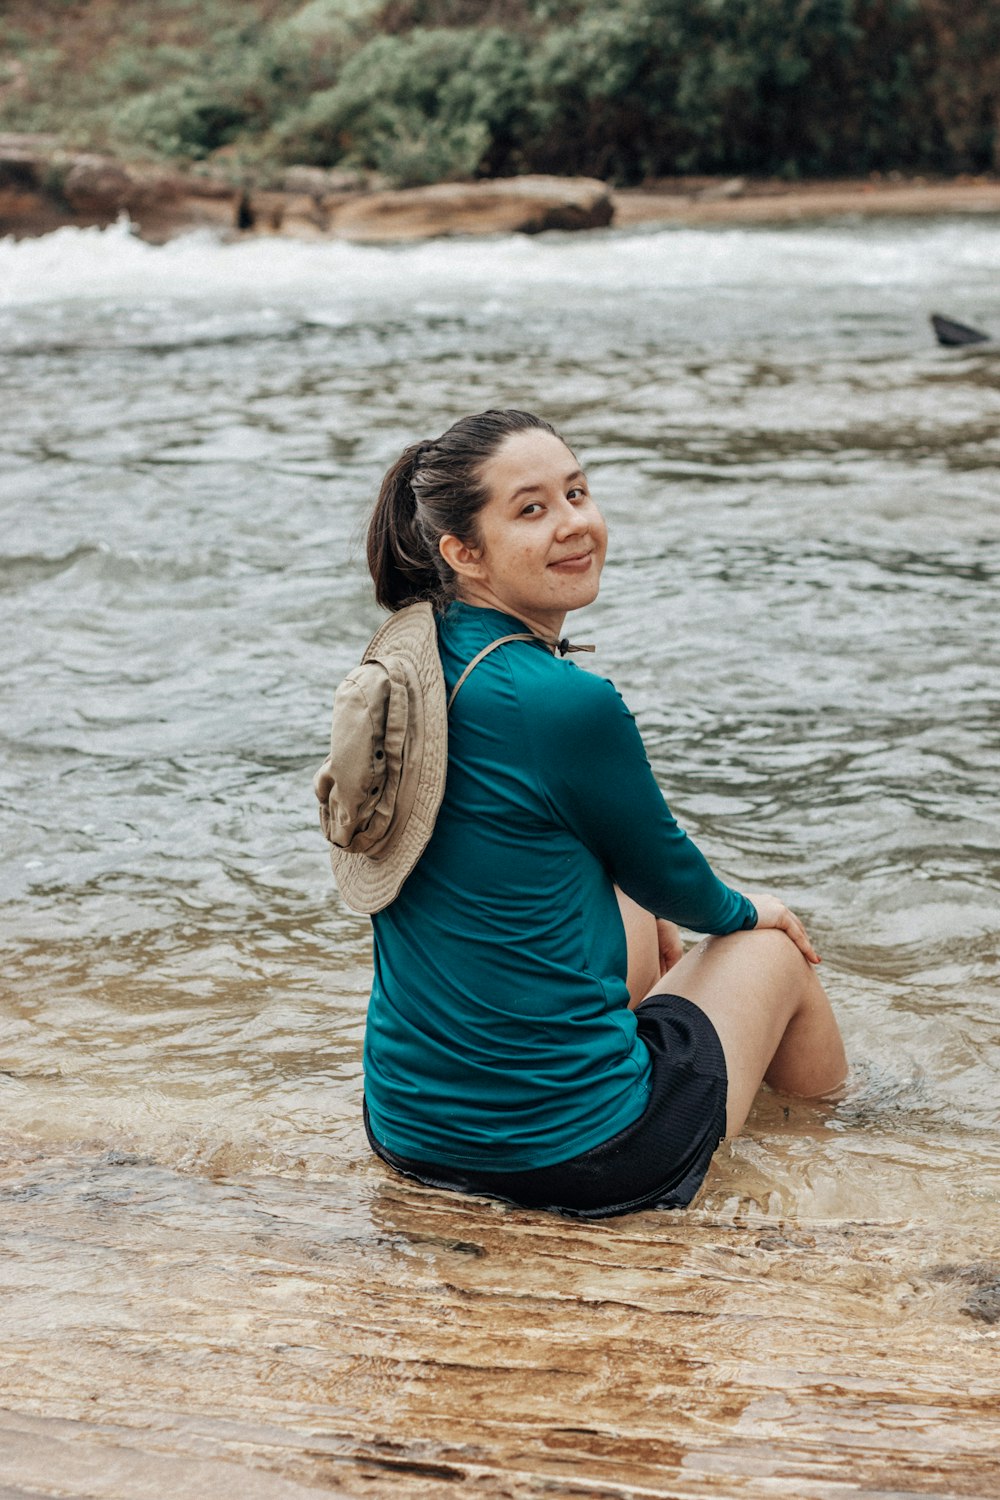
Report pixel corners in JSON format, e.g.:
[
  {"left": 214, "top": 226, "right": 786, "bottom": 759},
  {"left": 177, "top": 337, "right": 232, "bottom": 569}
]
[{"left": 508, "top": 470, "right": 586, "bottom": 504}]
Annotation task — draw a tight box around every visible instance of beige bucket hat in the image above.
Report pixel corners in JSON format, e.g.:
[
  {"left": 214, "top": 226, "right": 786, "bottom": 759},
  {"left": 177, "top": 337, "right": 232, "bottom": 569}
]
[
  {"left": 313, "top": 601, "right": 447, "bottom": 915},
  {"left": 314, "top": 602, "right": 593, "bottom": 914}
]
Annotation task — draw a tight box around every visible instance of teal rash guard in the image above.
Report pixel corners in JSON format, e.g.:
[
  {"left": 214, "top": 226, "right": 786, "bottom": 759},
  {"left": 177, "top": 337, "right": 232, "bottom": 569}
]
[{"left": 363, "top": 601, "right": 757, "bottom": 1173}]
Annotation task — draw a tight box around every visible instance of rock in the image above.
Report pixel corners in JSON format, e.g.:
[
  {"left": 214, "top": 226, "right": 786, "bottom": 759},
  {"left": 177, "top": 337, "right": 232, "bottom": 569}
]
[
  {"left": 0, "top": 139, "right": 613, "bottom": 244},
  {"left": 0, "top": 136, "right": 245, "bottom": 239},
  {"left": 930, "top": 311, "right": 992, "bottom": 346},
  {"left": 328, "top": 175, "right": 614, "bottom": 241},
  {"left": 127, "top": 170, "right": 244, "bottom": 242},
  {"left": 242, "top": 188, "right": 329, "bottom": 236},
  {"left": 928, "top": 1261, "right": 1000, "bottom": 1324},
  {"left": 963, "top": 1284, "right": 1000, "bottom": 1325},
  {"left": 698, "top": 176, "right": 747, "bottom": 201},
  {"left": 280, "top": 164, "right": 373, "bottom": 196},
  {"left": 61, "top": 155, "right": 135, "bottom": 216},
  {"left": 0, "top": 137, "right": 64, "bottom": 235},
  {"left": 0, "top": 140, "right": 44, "bottom": 191}
]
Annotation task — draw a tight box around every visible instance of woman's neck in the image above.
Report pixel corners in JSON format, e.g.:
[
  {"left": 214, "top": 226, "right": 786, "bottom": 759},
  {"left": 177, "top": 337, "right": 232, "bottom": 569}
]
[{"left": 455, "top": 582, "right": 566, "bottom": 642}]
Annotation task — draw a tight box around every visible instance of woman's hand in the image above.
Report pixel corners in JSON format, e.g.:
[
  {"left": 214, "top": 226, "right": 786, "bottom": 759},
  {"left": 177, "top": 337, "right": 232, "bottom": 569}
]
[
  {"left": 656, "top": 918, "right": 685, "bottom": 975},
  {"left": 745, "top": 893, "right": 821, "bottom": 965}
]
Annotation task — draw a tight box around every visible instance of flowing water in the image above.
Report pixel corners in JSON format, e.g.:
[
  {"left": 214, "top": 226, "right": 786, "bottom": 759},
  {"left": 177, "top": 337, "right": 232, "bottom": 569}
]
[{"left": 1, "top": 215, "right": 998, "bottom": 1497}]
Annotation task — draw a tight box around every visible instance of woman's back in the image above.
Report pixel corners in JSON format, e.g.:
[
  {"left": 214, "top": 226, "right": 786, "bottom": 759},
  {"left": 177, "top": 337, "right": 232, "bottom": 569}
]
[
  {"left": 363, "top": 599, "right": 758, "bottom": 1173},
  {"left": 364, "top": 601, "right": 652, "bottom": 1172}
]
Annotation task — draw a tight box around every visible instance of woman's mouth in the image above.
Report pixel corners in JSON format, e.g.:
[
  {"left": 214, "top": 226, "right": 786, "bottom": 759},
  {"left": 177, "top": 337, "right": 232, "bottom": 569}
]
[{"left": 548, "top": 551, "right": 593, "bottom": 573}]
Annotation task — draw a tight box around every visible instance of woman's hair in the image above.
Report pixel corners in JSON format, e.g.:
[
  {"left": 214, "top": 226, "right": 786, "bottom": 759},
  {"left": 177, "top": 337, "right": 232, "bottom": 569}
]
[{"left": 367, "top": 408, "right": 560, "bottom": 610}]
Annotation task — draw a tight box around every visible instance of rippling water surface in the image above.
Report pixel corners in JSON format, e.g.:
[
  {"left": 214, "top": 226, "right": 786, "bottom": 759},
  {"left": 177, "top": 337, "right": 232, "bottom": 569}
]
[{"left": 2, "top": 216, "right": 998, "bottom": 1497}]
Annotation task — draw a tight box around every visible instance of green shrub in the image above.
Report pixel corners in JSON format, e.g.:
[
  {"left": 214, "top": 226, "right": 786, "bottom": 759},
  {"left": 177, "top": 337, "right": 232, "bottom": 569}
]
[
  {"left": 113, "top": 79, "right": 253, "bottom": 158},
  {"left": 270, "top": 0, "right": 998, "bottom": 182},
  {"left": 517, "top": 0, "right": 942, "bottom": 180},
  {"left": 369, "top": 113, "right": 491, "bottom": 183},
  {"left": 267, "top": 0, "right": 384, "bottom": 92},
  {"left": 271, "top": 26, "right": 533, "bottom": 182},
  {"left": 103, "top": 3, "right": 387, "bottom": 161},
  {"left": 3, "top": 0, "right": 998, "bottom": 179},
  {"left": 95, "top": 43, "right": 206, "bottom": 99}
]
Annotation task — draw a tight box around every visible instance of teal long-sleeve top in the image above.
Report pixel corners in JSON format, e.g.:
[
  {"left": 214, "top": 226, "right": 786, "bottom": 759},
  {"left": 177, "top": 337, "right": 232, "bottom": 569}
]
[{"left": 363, "top": 601, "right": 756, "bottom": 1172}]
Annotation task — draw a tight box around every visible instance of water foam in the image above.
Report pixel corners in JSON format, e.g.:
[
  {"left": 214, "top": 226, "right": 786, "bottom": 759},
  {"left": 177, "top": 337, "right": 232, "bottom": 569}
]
[{"left": 2, "top": 213, "right": 1000, "bottom": 309}]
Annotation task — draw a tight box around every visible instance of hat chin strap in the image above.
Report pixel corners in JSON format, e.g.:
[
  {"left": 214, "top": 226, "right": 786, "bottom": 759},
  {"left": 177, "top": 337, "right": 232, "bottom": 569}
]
[{"left": 446, "top": 632, "right": 595, "bottom": 713}]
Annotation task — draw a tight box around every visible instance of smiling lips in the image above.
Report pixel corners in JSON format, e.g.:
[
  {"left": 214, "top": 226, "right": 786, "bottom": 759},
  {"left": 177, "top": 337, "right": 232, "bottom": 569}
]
[{"left": 548, "top": 550, "right": 594, "bottom": 572}]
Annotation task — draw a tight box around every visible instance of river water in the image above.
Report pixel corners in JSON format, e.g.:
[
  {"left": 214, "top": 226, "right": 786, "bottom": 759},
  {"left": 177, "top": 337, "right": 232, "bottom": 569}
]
[{"left": 1, "top": 215, "right": 998, "bottom": 1497}]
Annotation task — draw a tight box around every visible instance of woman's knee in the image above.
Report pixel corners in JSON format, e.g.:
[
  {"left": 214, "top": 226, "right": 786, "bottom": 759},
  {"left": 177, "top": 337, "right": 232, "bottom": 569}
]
[
  {"left": 695, "top": 926, "right": 812, "bottom": 987},
  {"left": 746, "top": 925, "right": 814, "bottom": 974},
  {"left": 669, "top": 929, "right": 813, "bottom": 1045}
]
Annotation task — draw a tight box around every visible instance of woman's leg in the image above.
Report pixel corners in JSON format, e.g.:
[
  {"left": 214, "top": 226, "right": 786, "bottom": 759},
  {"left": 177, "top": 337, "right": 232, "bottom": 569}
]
[
  {"left": 615, "top": 887, "right": 661, "bottom": 1004},
  {"left": 615, "top": 891, "right": 846, "bottom": 1137},
  {"left": 645, "top": 930, "right": 847, "bottom": 1139}
]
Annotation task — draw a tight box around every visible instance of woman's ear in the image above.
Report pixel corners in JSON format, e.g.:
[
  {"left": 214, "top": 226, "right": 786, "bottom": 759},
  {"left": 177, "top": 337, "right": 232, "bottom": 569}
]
[{"left": 439, "top": 533, "right": 484, "bottom": 581}]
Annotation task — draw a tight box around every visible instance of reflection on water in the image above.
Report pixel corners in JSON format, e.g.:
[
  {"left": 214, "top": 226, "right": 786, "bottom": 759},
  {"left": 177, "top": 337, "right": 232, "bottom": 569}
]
[{"left": 1, "top": 217, "right": 998, "bottom": 1495}]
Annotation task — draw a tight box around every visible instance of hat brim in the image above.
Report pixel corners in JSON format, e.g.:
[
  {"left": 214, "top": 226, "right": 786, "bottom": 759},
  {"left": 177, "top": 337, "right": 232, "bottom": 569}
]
[{"left": 327, "top": 602, "right": 447, "bottom": 915}]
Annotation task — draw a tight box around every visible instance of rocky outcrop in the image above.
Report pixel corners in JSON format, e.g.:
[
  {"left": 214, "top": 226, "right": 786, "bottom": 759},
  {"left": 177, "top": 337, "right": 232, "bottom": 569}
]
[
  {"left": 321, "top": 177, "right": 614, "bottom": 240},
  {"left": 11, "top": 135, "right": 996, "bottom": 243},
  {"left": 0, "top": 136, "right": 252, "bottom": 240},
  {"left": 0, "top": 137, "right": 613, "bottom": 242}
]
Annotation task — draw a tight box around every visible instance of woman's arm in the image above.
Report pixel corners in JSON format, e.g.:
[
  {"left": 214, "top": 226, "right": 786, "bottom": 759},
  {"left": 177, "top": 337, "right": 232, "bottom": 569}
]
[{"left": 527, "top": 668, "right": 756, "bottom": 935}]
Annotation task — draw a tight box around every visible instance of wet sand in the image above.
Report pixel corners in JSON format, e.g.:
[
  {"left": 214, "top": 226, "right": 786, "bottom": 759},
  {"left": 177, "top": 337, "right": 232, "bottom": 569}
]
[
  {"left": 2, "top": 1137, "right": 998, "bottom": 1499},
  {"left": 615, "top": 175, "right": 1000, "bottom": 228}
]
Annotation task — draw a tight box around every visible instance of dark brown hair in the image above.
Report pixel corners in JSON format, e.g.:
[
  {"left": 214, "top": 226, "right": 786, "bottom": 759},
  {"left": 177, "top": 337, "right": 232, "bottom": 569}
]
[{"left": 366, "top": 408, "right": 560, "bottom": 611}]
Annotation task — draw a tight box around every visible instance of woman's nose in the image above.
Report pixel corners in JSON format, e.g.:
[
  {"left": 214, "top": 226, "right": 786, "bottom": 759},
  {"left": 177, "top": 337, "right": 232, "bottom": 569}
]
[{"left": 553, "top": 497, "right": 586, "bottom": 536}]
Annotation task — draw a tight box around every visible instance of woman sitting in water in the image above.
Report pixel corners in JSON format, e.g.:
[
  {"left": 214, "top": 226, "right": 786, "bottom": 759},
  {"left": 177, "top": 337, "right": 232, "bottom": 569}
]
[{"left": 316, "top": 408, "right": 847, "bottom": 1218}]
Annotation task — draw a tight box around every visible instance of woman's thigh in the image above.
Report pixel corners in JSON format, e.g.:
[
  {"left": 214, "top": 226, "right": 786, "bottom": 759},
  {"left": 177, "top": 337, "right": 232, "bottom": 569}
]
[
  {"left": 646, "top": 930, "right": 840, "bottom": 1138},
  {"left": 615, "top": 886, "right": 660, "bottom": 1003}
]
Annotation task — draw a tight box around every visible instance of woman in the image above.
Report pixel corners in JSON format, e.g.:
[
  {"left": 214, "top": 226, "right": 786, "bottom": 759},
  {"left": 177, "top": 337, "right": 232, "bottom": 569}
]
[{"left": 318, "top": 408, "right": 847, "bottom": 1217}]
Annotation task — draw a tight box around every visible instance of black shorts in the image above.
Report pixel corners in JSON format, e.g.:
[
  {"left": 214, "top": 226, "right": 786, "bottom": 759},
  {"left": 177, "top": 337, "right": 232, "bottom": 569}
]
[{"left": 363, "top": 992, "right": 729, "bottom": 1219}]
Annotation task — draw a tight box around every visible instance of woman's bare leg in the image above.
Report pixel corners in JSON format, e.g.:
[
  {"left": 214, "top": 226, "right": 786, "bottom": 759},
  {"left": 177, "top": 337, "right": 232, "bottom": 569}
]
[
  {"left": 646, "top": 930, "right": 847, "bottom": 1138},
  {"left": 615, "top": 887, "right": 660, "bottom": 1004},
  {"left": 615, "top": 891, "right": 846, "bottom": 1137}
]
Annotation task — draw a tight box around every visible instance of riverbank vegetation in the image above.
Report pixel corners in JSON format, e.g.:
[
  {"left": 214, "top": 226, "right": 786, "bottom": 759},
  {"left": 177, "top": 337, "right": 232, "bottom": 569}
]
[{"left": 2, "top": 0, "right": 998, "bottom": 187}]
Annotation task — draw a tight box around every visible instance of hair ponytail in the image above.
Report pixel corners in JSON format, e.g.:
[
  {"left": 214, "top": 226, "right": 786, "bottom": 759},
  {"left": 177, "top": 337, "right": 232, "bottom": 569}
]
[
  {"left": 366, "top": 443, "right": 446, "bottom": 610},
  {"left": 366, "top": 410, "right": 560, "bottom": 613}
]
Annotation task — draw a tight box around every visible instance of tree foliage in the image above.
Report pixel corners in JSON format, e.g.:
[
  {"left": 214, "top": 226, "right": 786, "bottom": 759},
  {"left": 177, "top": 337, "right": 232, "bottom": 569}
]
[
  {"left": 3, "top": 0, "right": 998, "bottom": 182},
  {"left": 271, "top": 27, "right": 535, "bottom": 183}
]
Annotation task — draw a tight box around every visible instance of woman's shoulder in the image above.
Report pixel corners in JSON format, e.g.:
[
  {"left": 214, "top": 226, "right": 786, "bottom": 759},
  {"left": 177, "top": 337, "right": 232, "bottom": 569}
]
[
  {"left": 508, "top": 643, "right": 630, "bottom": 734},
  {"left": 439, "top": 601, "right": 629, "bottom": 726}
]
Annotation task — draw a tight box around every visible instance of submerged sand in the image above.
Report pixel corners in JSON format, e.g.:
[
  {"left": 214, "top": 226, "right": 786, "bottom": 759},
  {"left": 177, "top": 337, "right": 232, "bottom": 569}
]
[{"left": 2, "top": 1138, "right": 998, "bottom": 1499}]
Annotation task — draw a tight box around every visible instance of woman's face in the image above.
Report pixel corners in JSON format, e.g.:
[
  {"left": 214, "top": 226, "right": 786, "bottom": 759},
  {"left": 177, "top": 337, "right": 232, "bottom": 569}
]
[{"left": 443, "top": 429, "right": 608, "bottom": 634}]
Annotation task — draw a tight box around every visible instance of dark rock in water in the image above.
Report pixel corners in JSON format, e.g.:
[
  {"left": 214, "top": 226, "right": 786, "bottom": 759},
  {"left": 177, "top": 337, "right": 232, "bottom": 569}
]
[
  {"left": 930, "top": 1259, "right": 1000, "bottom": 1282},
  {"left": 929, "top": 1260, "right": 1000, "bottom": 1323},
  {"left": 931, "top": 312, "right": 992, "bottom": 346},
  {"left": 962, "top": 1285, "right": 1000, "bottom": 1324}
]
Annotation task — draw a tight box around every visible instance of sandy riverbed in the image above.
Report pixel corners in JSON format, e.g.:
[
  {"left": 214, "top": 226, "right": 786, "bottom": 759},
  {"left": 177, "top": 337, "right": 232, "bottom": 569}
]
[{"left": 615, "top": 174, "right": 1000, "bottom": 227}]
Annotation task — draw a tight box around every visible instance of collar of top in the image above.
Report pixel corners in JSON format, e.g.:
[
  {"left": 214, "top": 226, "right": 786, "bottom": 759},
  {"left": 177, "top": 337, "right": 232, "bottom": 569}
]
[{"left": 445, "top": 600, "right": 595, "bottom": 658}]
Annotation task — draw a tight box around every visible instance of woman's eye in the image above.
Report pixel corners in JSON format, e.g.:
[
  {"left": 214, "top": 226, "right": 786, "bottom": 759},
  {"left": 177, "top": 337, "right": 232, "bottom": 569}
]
[
  {"left": 567, "top": 487, "right": 587, "bottom": 501},
  {"left": 520, "top": 502, "right": 542, "bottom": 516}
]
